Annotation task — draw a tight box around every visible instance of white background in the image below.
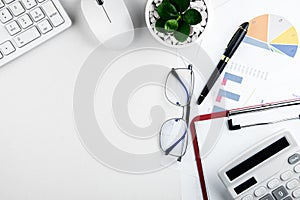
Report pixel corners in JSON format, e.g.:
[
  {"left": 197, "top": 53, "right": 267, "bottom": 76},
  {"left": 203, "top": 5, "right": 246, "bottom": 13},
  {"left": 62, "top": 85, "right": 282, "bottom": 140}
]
[{"left": 1, "top": 0, "right": 300, "bottom": 199}]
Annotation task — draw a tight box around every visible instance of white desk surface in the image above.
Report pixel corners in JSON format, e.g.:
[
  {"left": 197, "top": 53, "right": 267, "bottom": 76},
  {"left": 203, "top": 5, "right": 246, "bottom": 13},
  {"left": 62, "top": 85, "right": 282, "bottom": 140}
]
[{"left": 0, "top": 0, "right": 299, "bottom": 199}]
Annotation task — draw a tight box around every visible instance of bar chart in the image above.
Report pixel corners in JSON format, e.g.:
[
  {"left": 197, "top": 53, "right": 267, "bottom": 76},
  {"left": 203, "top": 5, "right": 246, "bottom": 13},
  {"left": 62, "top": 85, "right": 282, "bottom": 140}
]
[{"left": 212, "top": 62, "right": 269, "bottom": 113}]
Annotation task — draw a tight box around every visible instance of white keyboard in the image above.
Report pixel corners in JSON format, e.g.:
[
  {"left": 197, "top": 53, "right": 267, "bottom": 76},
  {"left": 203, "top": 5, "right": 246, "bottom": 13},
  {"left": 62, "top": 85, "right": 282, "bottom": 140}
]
[{"left": 0, "top": 0, "right": 71, "bottom": 67}]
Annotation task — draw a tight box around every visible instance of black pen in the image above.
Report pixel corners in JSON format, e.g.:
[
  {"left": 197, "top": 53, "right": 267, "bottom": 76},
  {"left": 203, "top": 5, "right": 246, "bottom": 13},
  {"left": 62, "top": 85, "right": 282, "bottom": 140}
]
[{"left": 197, "top": 22, "right": 249, "bottom": 105}]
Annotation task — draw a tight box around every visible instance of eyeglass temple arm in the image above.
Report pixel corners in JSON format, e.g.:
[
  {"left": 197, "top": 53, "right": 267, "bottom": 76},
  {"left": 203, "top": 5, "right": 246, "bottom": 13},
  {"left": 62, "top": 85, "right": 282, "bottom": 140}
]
[
  {"left": 164, "top": 129, "right": 187, "bottom": 155},
  {"left": 171, "top": 69, "right": 190, "bottom": 103},
  {"left": 185, "top": 104, "right": 191, "bottom": 125}
]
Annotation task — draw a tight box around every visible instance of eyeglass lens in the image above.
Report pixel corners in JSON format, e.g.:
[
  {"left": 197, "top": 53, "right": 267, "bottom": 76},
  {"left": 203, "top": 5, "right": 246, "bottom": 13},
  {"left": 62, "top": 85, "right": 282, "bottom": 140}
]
[
  {"left": 160, "top": 118, "right": 188, "bottom": 157},
  {"left": 165, "top": 68, "right": 194, "bottom": 106}
]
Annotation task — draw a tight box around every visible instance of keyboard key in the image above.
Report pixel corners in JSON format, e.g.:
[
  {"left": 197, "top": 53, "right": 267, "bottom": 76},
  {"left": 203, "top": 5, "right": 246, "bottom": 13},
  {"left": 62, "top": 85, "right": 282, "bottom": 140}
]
[
  {"left": 17, "top": 14, "right": 32, "bottom": 28},
  {"left": 283, "top": 197, "right": 292, "bottom": 200},
  {"left": 29, "top": 7, "right": 44, "bottom": 22},
  {"left": 21, "top": 0, "right": 37, "bottom": 9},
  {"left": 272, "top": 186, "right": 288, "bottom": 200},
  {"left": 283, "top": 196, "right": 293, "bottom": 200},
  {"left": 242, "top": 194, "right": 254, "bottom": 200},
  {"left": 286, "top": 179, "right": 299, "bottom": 190},
  {"left": 3, "top": 0, "right": 14, "bottom": 4},
  {"left": 0, "top": 0, "right": 4, "bottom": 8},
  {"left": 5, "top": 20, "right": 21, "bottom": 35},
  {"left": 294, "top": 164, "right": 300, "bottom": 173},
  {"left": 37, "top": 19, "right": 52, "bottom": 34},
  {"left": 267, "top": 178, "right": 280, "bottom": 189},
  {"left": 254, "top": 186, "right": 267, "bottom": 197},
  {"left": 288, "top": 153, "right": 300, "bottom": 165},
  {"left": 14, "top": 26, "right": 40, "bottom": 47},
  {"left": 9, "top": 1, "right": 25, "bottom": 16},
  {"left": 0, "top": 40, "right": 15, "bottom": 55},
  {"left": 0, "top": 0, "right": 71, "bottom": 67},
  {"left": 293, "top": 188, "right": 300, "bottom": 198},
  {"left": 280, "top": 170, "right": 293, "bottom": 181},
  {"left": 42, "top": 0, "right": 64, "bottom": 27},
  {"left": 0, "top": 8, "right": 13, "bottom": 23},
  {"left": 259, "top": 194, "right": 275, "bottom": 200}
]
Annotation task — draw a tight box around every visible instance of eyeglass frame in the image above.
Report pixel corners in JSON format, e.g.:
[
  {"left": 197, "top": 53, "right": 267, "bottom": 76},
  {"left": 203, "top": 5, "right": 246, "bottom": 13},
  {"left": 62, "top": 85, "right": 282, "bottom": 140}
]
[{"left": 159, "top": 64, "right": 195, "bottom": 161}]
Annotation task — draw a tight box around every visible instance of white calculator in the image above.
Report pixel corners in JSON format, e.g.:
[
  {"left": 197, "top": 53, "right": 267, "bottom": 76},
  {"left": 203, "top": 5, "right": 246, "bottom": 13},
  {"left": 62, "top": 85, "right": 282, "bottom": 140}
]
[{"left": 218, "top": 130, "right": 300, "bottom": 200}]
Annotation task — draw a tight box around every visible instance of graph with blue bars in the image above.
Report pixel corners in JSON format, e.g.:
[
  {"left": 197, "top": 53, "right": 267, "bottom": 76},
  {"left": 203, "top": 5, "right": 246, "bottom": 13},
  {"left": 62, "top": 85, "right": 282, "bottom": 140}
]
[{"left": 212, "top": 72, "right": 243, "bottom": 113}]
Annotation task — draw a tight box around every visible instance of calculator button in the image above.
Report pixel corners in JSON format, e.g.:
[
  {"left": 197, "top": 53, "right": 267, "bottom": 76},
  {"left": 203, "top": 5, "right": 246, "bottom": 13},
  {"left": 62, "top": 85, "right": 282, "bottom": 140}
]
[
  {"left": 288, "top": 153, "right": 300, "bottom": 165},
  {"left": 293, "top": 188, "right": 300, "bottom": 198},
  {"left": 294, "top": 164, "right": 300, "bottom": 173},
  {"left": 242, "top": 194, "right": 254, "bottom": 200},
  {"left": 272, "top": 186, "right": 288, "bottom": 200},
  {"left": 283, "top": 196, "right": 292, "bottom": 200},
  {"left": 259, "top": 194, "right": 275, "bottom": 200},
  {"left": 286, "top": 179, "right": 299, "bottom": 190},
  {"left": 0, "top": 40, "right": 15, "bottom": 55},
  {"left": 254, "top": 186, "right": 267, "bottom": 197},
  {"left": 0, "top": 52, "right": 3, "bottom": 59},
  {"left": 268, "top": 179, "right": 280, "bottom": 189},
  {"left": 281, "top": 170, "right": 293, "bottom": 181}
]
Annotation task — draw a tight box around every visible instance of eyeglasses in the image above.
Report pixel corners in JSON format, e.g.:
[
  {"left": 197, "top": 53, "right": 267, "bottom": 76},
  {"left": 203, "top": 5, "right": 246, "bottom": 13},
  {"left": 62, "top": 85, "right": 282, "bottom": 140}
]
[{"left": 159, "top": 64, "right": 194, "bottom": 161}]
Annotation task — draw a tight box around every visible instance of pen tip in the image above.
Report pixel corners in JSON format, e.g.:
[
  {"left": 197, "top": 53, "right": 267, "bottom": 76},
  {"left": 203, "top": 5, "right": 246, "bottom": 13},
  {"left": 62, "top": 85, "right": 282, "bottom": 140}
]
[{"left": 197, "top": 96, "right": 204, "bottom": 105}]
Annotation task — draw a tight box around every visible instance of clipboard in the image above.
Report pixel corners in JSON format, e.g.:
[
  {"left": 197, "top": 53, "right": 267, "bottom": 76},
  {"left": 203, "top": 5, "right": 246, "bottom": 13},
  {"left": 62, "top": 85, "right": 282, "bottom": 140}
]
[{"left": 189, "top": 98, "right": 300, "bottom": 200}]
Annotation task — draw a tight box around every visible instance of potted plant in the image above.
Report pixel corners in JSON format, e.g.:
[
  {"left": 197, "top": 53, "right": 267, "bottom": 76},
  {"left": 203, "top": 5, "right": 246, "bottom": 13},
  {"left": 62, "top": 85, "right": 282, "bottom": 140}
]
[{"left": 145, "top": 0, "right": 210, "bottom": 47}]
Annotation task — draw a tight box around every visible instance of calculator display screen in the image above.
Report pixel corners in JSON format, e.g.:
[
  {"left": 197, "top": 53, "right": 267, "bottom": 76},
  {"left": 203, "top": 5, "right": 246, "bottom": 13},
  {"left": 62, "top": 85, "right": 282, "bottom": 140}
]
[
  {"left": 226, "top": 137, "right": 289, "bottom": 181},
  {"left": 234, "top": 177, "right": 257, "bottom": 195}
]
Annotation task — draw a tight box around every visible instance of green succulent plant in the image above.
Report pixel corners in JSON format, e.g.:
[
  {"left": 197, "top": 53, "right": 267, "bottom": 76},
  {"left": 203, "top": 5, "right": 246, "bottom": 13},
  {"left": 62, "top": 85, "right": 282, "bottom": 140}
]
[{"left": 155, "top": 0, "right": 202, "bottom": 42}]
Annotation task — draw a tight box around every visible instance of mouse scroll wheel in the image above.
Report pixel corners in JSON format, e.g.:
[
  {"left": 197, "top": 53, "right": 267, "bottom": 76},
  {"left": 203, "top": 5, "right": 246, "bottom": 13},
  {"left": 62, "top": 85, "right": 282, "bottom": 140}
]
[{"left": 96, "top": 0, "right": 104, "bottom": 5}]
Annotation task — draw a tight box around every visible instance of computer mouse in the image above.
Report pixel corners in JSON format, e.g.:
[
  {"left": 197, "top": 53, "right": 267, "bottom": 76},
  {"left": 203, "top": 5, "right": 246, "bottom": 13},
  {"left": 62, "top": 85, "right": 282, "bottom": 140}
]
[{"left": 81, "top": 0, "right": 134, "bottom": 49}]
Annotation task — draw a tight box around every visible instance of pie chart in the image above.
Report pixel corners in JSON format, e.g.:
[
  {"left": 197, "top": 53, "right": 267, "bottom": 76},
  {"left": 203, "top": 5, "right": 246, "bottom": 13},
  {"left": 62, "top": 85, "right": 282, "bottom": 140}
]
[{"left": 243, "top": 14, "right": 298, "bottom": 57}]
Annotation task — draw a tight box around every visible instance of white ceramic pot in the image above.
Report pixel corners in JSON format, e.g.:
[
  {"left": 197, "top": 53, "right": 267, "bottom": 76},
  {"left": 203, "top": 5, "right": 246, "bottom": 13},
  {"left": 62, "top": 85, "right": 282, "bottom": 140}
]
[{"left": 145, "top": 0, "right": 212, "bottom": 48}]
